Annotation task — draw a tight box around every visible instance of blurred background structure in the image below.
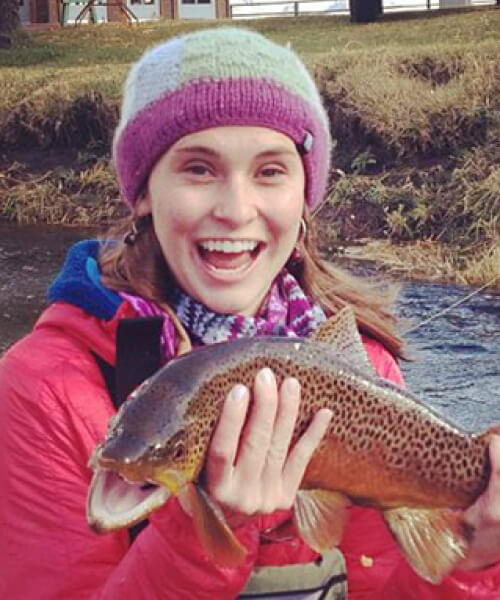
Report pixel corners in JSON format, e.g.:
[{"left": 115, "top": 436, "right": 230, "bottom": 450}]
[{"left": 15, "top": 0, "right": 498, "bottom": 27}]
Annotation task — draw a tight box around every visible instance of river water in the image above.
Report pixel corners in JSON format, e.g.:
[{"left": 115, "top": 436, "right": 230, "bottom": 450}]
[{"left": 1, "top": 222, "right": 499, "bottom": 431}]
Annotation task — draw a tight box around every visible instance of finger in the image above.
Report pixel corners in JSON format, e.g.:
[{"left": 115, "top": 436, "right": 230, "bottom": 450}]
[
  {"left": 206, "top": 384, "right": 249, "bottom": 490},
  {"left": 489, "top": 436, "right": 500, "bottom": 474},
  {"left": 263, "top": 377, "right": 301, "bottom": 478},
  {"left": 460, "top": 436, "right": 500, "bottom": 570},
  {"left": 236, "top": 368, "right": 279, "bottom": 480},
  {"left": 283, "top": 408, "right": 333, "bottom": 493},
  {"left": 482, "top": 436, "right": 500, "bottom": 523}
]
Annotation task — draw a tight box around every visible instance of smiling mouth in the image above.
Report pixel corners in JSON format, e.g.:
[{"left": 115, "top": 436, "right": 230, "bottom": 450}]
[{"left": 197, "top": 239, "right": 263, "bottom": 271}]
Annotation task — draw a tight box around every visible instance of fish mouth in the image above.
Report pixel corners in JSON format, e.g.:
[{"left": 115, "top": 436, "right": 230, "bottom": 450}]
[{"left": 87, "top": 469, "right": 170, "bottom": 533}]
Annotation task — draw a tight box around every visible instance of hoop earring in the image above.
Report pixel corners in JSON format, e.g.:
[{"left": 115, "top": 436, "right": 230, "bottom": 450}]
[
  {"left": 290, "top": 217, "right": 307, "bottom": 264},
  {"left": 123, "top": 221, "right": 139, "bottom": 246},
  {"left": 298, "top": 217, "right": 307, "bottom": 245},
  {"left": 123, "top": 215, "right": 151, "bottom": 246}
]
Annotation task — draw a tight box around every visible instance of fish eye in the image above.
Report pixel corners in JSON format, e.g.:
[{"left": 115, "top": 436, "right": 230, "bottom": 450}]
[{"left": 172, "top": 440, "right": 186, "bottom": 461}]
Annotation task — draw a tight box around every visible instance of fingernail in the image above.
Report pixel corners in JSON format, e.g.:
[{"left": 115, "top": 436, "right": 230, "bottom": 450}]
[
  {"left": 258, "top": 368, "right": 275, "bottom": 385},
  {"left": 231, "top": 384, "right": 247, "bottom": 403},
  {"left": 320, "top": 408, "right": 333, "bottom": 422},
  {"left": 284, "top": 377, "right": 300, "bottom": 395}
]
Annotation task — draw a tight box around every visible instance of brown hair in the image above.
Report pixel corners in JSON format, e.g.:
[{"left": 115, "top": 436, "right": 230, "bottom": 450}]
[{"left": 99, "top": 209, "right": 406, "bottom": 359}]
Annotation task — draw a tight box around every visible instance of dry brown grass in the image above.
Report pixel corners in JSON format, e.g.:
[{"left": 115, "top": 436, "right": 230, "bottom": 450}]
[
  {"left": 320, "top": 119, "right": 500, "bottom": 247},
  {"left": 344, "top": 238, "right": 500, "bottom": 289},
  {"left": 0, "top": 157, "right": 123, "bottom": 224},
  {"left": 313, "top": 41, "right": 500, "bottom": 169},
  {"left": 0, "top": 66, "right": 123, "bottom": 148}
]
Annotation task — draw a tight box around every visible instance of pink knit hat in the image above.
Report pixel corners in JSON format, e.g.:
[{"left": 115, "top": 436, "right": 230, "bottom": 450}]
[{"left": 113, "top": 27, "right": 332, "bottom": 211}]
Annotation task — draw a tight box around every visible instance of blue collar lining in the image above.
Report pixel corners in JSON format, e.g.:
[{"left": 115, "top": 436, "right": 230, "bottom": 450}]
[{"left": 47, "top": 239, "right": 122, "bottom": 321}]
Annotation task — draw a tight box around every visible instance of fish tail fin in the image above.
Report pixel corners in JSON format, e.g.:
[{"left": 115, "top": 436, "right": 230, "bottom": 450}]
[{"left": 383, "top": 506, "right": 471, "bottom": 584}]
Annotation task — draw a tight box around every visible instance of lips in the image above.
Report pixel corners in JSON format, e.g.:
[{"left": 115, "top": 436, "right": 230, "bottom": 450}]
[{"left": 197, "top": 239, "right": 262, "bottom": 271}]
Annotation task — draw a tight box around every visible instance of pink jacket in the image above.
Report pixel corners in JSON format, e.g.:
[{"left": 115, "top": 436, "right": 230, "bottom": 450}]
[{"left": 1, "top": 302, "right": 500, "bottom": 600}]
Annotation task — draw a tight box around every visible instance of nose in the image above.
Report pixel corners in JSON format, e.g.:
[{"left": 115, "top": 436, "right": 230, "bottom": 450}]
[{"left": 211, "top": 175, "right": 258, "bottom": 228}]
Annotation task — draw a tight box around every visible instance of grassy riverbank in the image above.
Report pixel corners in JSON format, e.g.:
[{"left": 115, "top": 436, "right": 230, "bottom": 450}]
[{"left": 1, "top": 8, "right": 499, "bottom": 287}]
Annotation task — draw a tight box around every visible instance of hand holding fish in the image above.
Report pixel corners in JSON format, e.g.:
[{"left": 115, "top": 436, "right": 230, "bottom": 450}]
[
  {"left": 459, "top": 436, "right": 500, "bottom": 571},
  {"left": 205, "top": 368, "right": 333, "bottom": 519}
]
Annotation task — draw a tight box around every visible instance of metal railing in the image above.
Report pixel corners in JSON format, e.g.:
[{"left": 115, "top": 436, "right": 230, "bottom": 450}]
[{"left": 229, "top": 0, "right": 496, "bottom": 19}]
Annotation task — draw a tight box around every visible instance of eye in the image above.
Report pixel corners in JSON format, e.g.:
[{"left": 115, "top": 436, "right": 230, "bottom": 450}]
[
  {"left": 185, "top": 162, "right": 213, "bottom": 177},
  {"left": 259, "top": 165, "right": 286, "bottom": 179},
  {"left": 172, "top": 440, "right": 186, "bottom": 461},
  {"left": 189, "top": 165, "right": 208, "bottom": 175}
]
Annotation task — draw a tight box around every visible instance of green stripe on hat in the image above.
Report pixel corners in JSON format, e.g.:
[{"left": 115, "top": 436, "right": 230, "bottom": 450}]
[{"left": 179, "top": 28, "right": 322, "bottom": 115}]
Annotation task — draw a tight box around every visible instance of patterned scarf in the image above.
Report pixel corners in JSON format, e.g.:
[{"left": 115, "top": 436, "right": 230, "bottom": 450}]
[{"left": 120, "top": 271, "right": 326, "bottom": 362}]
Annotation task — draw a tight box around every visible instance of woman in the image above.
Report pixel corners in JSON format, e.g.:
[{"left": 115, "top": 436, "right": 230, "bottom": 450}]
[{"left": 1, "top": 27, "right": 500, "bottom": 600}]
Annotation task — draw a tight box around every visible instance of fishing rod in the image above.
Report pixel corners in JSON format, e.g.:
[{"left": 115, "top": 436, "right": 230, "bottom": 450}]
[{"left": 403, "top": 275, "right": 500, "bottom": 334}]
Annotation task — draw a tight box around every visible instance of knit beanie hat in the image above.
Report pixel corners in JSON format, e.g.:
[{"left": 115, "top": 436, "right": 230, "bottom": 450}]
[{"left": 113, "top": 27, "right": 332, "bottom": 211}]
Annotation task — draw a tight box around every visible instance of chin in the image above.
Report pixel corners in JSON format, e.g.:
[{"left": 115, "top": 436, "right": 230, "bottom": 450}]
[
  {"left": 195, "top": 289, "right": 261, "bottom": 316},
  {"left": 204, "top": 299, "right": 256, "bottom": 316}
]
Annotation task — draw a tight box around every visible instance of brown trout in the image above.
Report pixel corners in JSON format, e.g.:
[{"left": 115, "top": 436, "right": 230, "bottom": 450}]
[{"left": 87, "top": 307, "right": 497, "bottom": 584}]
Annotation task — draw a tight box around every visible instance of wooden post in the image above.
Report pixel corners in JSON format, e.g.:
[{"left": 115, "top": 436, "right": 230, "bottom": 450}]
[
  {"left": 47, "top": 0, "right": 59, "bottom": 23},
  {"left": 160, "top": 0, "right": 172, "bottom": 17},
  {"left": 107, "top": 2, "right": 128, "bottom": 21},
  {"left": 30, "top": 0, "right": 37, "bottom": 22},
  {"left": 294, "top": 1, "right": 298, "bottom": 15},
  {"left": 216, "top": 0, "right": 229, "bottom": 17}
]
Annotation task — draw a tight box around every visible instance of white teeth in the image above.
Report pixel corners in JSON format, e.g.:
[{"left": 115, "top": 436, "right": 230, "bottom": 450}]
[{"left": 198, "top": 240, "right": 259, "bottom": 253}]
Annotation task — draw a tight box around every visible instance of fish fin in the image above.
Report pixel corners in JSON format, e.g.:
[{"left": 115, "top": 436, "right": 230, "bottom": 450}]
[
  {"left": 311, "top": 307, "right": 376, "bottom": 376},
  {"left": 293, "top": 489, "right": 350, "bottom": 553},
  {"left": 184, "top": 483, "right": 247, "bottom": 568},
  {"left": 383, "top": 507, "right": 471, "bottom": 584}
]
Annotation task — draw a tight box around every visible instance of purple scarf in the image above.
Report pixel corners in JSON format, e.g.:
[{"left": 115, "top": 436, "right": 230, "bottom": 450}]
[{"left": 120, "top": 271, "right": 326, "bottom": 362}]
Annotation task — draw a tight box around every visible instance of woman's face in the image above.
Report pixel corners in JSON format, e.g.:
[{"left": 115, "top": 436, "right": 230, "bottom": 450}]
[{"left": 139, "top": 126, "right": 305, "bottom": 316}]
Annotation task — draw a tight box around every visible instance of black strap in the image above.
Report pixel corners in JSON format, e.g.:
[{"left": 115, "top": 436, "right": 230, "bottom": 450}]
[
  {"left": 115, "top": 316, "right": 164, "bottom": 408},
  {"left": 92, "top": 315, "right": 164, "bottom": 542},
  {"left": 93, "top": 353, "right": 117, "bottom": 404},
  {"left": 93, "top": 316, "right": 164, "bottom": 408}
]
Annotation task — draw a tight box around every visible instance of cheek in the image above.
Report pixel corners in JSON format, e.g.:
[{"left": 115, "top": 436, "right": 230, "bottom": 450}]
[
  {"left": 270, "top": 192, "right": 304, "bottom": 236},
  {"left": 148, "top": 174, "right": 204, "bottom": 238},
  {"left": 152, "top": 201, "right": 196, "bottom": 240}
]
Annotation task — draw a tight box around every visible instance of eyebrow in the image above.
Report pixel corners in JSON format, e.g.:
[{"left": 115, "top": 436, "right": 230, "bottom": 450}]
[{"left": 173, "top": 145, "right": 297, "bottom": 159}]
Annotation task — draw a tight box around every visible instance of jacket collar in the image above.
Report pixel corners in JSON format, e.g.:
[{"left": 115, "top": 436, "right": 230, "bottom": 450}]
[{"left": 47, "top": 240, "right": 122, "bottom": 321}]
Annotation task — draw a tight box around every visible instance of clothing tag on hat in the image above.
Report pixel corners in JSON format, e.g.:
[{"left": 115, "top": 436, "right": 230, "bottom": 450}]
[{"left": 298, "top": 131, "right": 313, "bottom": 155}]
